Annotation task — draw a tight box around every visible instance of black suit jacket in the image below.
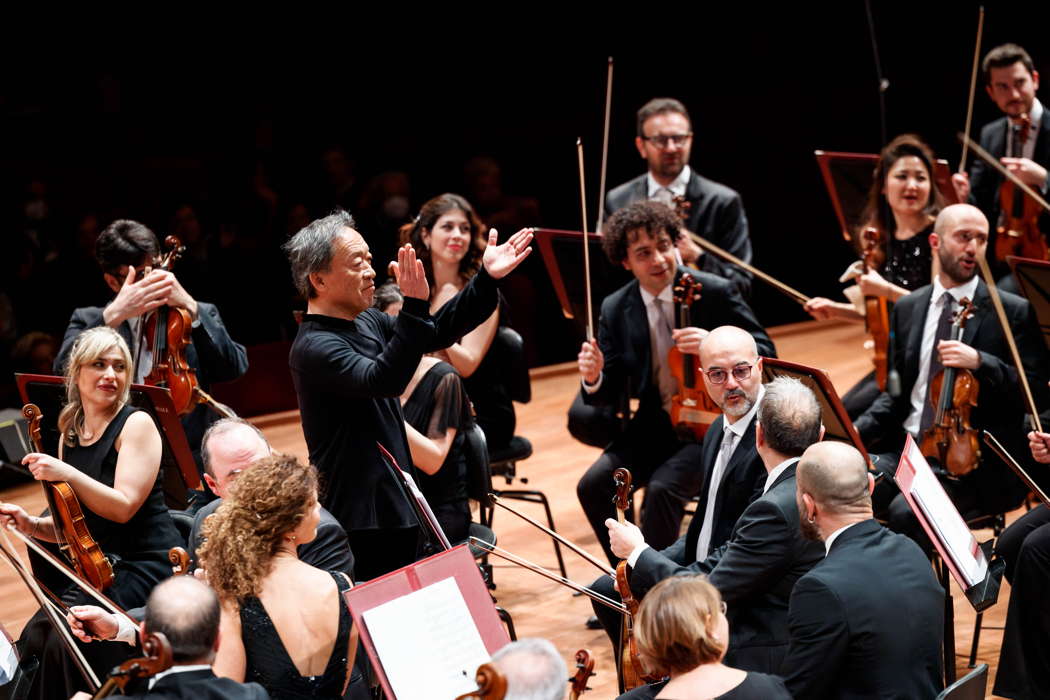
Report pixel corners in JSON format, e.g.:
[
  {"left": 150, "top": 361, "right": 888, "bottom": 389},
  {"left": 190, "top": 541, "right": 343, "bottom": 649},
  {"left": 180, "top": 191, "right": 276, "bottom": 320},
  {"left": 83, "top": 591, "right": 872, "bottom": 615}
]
[
  {"left": 189, "top": 499, "right": 354, "bottom": 577},
  {"left": 969, "top": 107, "right": 1050, "bottom": 266},
  {"left": 582, "top": 267, "right": 775, "bottom": 419},
  {"left": 127, "top": 668, "right": 269, "bottom": 699},
  {"left": 780, "top": 519, "right": 944, "bottom": 699},
  {"left": 633, "top": 462, "right": 823, "bottom": 673},
  {"left": 55, "top": 302, "right": 249, "bottom": 469},
  {"left": 605, "top": 171, "right": 753, "bottom": 296}
]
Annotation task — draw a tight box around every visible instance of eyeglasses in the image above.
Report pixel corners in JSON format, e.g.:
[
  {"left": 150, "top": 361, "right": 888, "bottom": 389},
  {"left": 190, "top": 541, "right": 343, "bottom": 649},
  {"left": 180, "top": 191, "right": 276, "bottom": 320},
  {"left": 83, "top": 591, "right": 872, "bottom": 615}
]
[
  {"left": 703, "top": 364, "right": 754, "bottom": 385},
  {"left": 642, "top": 133, "right": 691, "bottom": 148}
]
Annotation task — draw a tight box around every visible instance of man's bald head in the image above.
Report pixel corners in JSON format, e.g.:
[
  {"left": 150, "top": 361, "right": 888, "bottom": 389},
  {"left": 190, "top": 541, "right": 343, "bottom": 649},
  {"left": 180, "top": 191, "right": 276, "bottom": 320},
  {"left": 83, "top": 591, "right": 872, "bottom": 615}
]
[
  {"left": 698, "top": 326, "right": 758, "bottom": 368},
  {"left": 797, "top": 441, "right": 871, "bottom": 514},
  {"left": 933, "top": 203, "right": 987, "bottom": 237},
  {"left": 143, "top": 576, "right": 220, "bottom": 664}
]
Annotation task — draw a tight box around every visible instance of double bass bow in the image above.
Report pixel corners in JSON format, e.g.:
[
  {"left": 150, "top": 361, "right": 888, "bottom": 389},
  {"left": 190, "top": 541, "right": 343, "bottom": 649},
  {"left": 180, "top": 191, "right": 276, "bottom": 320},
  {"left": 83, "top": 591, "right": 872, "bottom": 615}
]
[
  {"left": 23, "top": 403, "right": 114, "bottom": 591},
  {"left": 668, "top": 275, "right": 722, "bottom": 439}
]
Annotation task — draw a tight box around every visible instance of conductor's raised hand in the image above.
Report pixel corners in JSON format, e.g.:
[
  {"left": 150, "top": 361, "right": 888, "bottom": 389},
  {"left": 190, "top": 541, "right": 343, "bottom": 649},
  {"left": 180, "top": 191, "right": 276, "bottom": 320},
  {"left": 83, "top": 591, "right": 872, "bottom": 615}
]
[
  {"left": 482, "top": 228, "right": 533, "bottom": 280},
  {"left": 578, "top": 338, "right": 604, "bottom": 385},
  {"left": 390, "top": 244, "right": 429, "bottom": 301}
]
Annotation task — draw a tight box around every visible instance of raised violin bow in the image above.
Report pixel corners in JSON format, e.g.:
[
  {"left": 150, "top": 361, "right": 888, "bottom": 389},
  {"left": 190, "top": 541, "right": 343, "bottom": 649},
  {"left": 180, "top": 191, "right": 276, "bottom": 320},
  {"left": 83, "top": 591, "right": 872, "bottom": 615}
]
[
  {"left": 958, "top": 133, "right": 1050, "bottom": 213},
  {"left": 577, "top": 138, "right": 595, "bottom": 341},
  {"left": 595, "top": 56, "right": 614, "bottom": 236},
  {"left": 685, "top": 231, "right": 811, "bottom": 305},
  {"left": 959, "top": 6, "right": 985, "bottom": 173}
]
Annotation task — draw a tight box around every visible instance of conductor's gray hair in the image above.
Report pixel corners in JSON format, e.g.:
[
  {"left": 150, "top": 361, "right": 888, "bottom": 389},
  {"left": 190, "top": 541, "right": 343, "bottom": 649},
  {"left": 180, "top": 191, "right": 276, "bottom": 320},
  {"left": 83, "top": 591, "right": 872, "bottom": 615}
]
[
  {"left": 492, "top": 638, "right": 568, "bottom": 700},
  {"left": 282, "top": 210, "right": 355, "bottom": 299}
]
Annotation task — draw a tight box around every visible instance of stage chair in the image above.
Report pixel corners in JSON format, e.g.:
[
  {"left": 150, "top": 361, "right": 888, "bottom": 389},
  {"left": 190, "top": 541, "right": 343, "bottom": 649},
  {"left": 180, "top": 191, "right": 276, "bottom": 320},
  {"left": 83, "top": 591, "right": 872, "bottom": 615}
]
[{"left": 934, "top": 663, "right": 987, "bottom": 700}]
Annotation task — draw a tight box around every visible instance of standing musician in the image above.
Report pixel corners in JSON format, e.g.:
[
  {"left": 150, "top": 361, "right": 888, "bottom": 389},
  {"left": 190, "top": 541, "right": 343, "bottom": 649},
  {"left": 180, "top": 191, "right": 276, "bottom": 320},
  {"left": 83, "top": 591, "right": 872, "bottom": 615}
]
[
  {"left": 595, "top": 376, "right": 824, "bottom": 678},
  {"left": 604, "top": 98, "right": 754, "bottom": 298},
  {"left": 854, "top": 203, "right": 1049, "bottom": 550},
  {"left": 952, "top": 43, "right": 1050, "bottom": 287},
  {"left": 805, "top": 134, "right": 944, "bottom": 417},
  {"left": 55, "top": 219, "right": 249, "bottom": 489},
  {"left": 575, "top": 200, "right": 775, "bottom": 569},
  {"left": 0, "top": 326, "right": 182, "bottom": 700},
  {"left": 283, "top": 210, "right": 532, "bottom": 581}
]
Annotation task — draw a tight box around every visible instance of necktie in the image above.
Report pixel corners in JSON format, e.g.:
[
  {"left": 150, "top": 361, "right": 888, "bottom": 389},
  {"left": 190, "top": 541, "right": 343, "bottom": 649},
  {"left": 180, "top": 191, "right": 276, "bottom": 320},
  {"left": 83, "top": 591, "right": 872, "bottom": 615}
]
[
  {"left": 919, "top": 292, "right": 956, "bottom": 434},
  {"left": 695, "top": 429, "right": 736, "bottom": 561},
  {"left": 650, "top": 298, "right": 677, "bottom": 411}
]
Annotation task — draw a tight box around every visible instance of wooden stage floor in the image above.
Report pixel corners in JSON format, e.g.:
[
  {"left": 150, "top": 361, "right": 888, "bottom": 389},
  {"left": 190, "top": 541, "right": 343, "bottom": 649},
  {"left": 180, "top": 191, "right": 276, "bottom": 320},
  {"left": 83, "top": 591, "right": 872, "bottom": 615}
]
[{"left": 0, "top": 320, "right": 1017, "bottom": 699}]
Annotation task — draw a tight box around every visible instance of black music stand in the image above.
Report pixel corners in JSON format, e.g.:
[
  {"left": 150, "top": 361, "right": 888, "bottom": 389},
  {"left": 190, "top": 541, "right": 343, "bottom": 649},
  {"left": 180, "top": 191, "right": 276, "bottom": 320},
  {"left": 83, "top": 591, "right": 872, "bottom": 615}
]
[
  {"left": 15, "top": 373, "right": 200, "bottom": 509},
  {"left": 1007, "top": 255, "right": 1050, "bottom": 354}
]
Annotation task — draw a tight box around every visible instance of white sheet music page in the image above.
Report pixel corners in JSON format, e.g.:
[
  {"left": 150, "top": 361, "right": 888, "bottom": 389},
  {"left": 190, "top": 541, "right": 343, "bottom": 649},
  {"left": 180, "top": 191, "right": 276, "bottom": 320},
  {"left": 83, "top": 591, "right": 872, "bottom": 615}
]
[
  {"left": 901, "top": 438, "right": 988, "bottom": 587},
  {"left": 362, "top": 576, "right": 490, "bottom": 699}
]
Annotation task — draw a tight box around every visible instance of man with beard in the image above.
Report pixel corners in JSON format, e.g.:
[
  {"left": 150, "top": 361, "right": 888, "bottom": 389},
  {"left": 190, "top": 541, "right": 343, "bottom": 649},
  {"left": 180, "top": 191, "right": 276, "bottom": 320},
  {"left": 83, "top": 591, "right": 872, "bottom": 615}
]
[
  {"left": 854, "top": 203, "right": 1048, "bottom": 550},
  {"left": 604, "top": 98, "right": 753, "bottom": 298},
  {"left": 780, "top": 441, "right": 943, "bottom": 699}
]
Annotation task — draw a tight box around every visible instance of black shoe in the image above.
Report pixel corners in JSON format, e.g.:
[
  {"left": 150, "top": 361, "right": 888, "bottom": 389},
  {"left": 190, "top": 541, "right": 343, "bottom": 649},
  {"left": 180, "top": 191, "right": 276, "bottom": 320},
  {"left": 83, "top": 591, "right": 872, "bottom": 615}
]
[{"left": 585, "top": 615, "right": 602, "bottom": 630}]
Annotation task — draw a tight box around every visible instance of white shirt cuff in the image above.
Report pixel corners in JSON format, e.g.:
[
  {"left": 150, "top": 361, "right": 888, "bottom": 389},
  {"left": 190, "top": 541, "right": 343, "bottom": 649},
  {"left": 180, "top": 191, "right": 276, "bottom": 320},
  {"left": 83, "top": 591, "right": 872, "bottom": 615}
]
[
  {"left": 582, "top": 373, "right": 604, "bottom": 394},
  {"left": 627, "top": 543, "right": 650, "bottom": 568},
  {"left": 115, "top": 614, "right": 138, "bottom": 646}
]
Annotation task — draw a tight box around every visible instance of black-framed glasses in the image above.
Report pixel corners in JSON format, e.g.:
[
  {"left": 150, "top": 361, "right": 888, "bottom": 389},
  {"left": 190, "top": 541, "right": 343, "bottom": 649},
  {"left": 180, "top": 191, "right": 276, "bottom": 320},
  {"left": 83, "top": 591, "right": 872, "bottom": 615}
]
[
  {"left": 642, "top": 133, "right": 691, "bottom": 148},
  {"left": 704, "top": 364, "right": 753, "bottom": 385}
]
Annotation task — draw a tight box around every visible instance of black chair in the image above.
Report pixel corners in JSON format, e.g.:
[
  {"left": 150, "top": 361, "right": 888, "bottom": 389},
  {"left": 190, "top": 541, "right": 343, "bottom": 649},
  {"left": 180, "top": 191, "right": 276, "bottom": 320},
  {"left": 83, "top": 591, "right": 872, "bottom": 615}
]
[
  {"left": 963, "top": 512, "right": 1006, "bottom": 668},
  {"left": 460, "top": 422, "right": 498, "bottom": 585},
  {"left": 934, "top": 663, "right": 987, "bottom": 700},
  {"left": 168, "top": 509, "right": 195, "bottom": 547},
  {"left": 485, "top": 327, "right": 567, "bottom": 580}
]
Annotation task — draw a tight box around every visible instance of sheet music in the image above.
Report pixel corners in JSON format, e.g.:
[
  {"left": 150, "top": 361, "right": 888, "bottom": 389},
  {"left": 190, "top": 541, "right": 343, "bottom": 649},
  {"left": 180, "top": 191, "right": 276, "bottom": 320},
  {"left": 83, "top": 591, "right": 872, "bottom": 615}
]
[
  {"left": 902, "top": 439, "right": 988, "bottom": 587},
  {"left": 362, "top": 576, "right": 490, "bottom": 699}
]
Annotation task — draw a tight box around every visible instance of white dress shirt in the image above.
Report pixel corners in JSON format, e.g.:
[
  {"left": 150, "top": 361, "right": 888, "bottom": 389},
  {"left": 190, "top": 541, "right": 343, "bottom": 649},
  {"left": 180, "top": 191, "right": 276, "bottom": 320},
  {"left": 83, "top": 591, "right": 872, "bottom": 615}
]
[
  {"left": 647, "top": 165, "right": 692, "bottom": 204},
  {"left": 1006, "top": 99, "right": 1044, "bottom": 162},
  {"left": 763, "top": 457, "right": 799, "bottom": 495},
  {"left": 823, "top": 521, "right": 863, "bottom": 556}
]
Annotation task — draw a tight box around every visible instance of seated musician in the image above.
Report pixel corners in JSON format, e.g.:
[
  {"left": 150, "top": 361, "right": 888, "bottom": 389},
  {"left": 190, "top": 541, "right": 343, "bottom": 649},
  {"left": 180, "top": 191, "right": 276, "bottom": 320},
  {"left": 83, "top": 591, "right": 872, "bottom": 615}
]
[
  {"left": 197, "top": 454, "right": 364, "bottom": 699},
  {"left": 69, "top": 577, "right": 269, "bottom": 700},
  {"left": 576, "top": 202, "right": 776, "bottom": 572},
  {"left": 595, "top": 375, "right": 824, "bottom": 677},
  {"left": 490, "top": 638, "right": 568, "bottom": 700},
  {"left": 0, "top": 326, "right": 182, "bottom": 700},
  {"left": 853, "top": 203, "right": 1049, "bottom": 551},
  {"left": 780, "top": 442, "right": 944, "bottom": 699},
  {"left": 804, "top": 134, "right": 944, "bottom": 417},
  {"left": 54, "top": 219, "right": 248, "bottom": 494},
  {"left": 621, "top": 576, "right": 791, "bottom": 700}
]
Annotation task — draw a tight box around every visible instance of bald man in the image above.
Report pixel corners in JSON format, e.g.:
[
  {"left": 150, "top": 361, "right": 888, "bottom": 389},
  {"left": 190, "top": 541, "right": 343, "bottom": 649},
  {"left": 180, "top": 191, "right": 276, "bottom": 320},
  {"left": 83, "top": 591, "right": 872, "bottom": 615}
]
[
  {"left": 780, "top": 442, "right": 943, "bottom": 699},
  {"left": 855, "top": 204, "right": 1049, "bottom": 549}
]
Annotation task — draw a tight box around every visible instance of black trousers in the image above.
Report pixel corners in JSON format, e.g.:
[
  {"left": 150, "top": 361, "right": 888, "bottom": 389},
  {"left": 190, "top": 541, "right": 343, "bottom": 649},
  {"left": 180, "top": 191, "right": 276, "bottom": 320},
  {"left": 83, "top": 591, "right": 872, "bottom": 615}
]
[
  {"left": 349, "top": 526, "right": 420, "bottom": 582},
  {"left": 576, "top": 408, "right": 703, "bottom": 565},
  {"left": 993, "top": 506, "right": 1050, "bottom": 699}
]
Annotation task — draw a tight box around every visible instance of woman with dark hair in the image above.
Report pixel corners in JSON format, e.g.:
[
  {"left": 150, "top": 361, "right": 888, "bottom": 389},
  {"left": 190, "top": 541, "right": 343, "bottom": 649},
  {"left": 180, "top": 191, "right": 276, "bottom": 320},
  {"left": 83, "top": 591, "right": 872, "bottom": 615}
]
[
  {"left": 804, "top": 134, "right": 945, "bottom": 415},
  {"left": 201, "top": 454, "right": 360, "bottom": 699},
  {"left": 401, "top": 193, "right": 524, "bottom": 449}
]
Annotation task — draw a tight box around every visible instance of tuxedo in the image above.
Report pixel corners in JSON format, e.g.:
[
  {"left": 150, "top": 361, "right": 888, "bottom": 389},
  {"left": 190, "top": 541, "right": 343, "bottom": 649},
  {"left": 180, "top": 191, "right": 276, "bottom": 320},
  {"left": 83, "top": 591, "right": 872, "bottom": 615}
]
[
  {"left": 855, "top": 280, "right": 1049, "bottom": 537},
  {"left": 576, "top": 267, "right": 775, "bottom": 563},
  {"left": 968, "top": 108, "right": 1050, "bottom": 272},
  {"left": 780, "top": 519, "right": 944, "bottom": 700},
  {"left": 605, "top": 171, "right": 753, "bottom": 297},
  {"left": 127, "top": 668, "right": 269, "bottom": 699},
  {"left": 55, "top": 303, "right": 249, "bottom": 477},
  {"left": 189, "top": 498, "right": 354, "bottom": 578}
]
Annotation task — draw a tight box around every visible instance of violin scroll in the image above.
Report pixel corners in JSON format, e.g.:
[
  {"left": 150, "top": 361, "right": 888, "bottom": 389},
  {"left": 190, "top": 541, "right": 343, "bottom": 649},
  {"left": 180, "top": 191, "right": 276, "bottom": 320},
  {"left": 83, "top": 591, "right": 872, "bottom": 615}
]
[
  {"left": 569, "top": 648, "right": 595, "bottom": 699},
  {"left": 612, "top": 469, "right": 632, "bottom": 520},
  {"left": 22, "top": 403, "right": 43, "bottom": 452}
]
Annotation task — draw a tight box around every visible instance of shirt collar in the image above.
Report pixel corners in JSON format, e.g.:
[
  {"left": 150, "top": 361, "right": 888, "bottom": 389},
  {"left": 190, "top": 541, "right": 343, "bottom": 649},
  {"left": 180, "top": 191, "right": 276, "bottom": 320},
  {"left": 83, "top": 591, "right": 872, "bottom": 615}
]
[
  {"left": 647, "top": 165, "right": 692, "bottom": 198},
  {"left": 149, "top": 664, "right": 213, "bottom": 688},
  {"left": 1028, "top": 99, "right": 1044, "bottom": 128},
  {"left": 930, "top": 274, "right": 979, "bottom": 308},
  {"left": 726, "top": 384, "right": 764, "bottom": 439},
  {"left": 638, "top": 281, "right": 675, "bottom": 307},
  {"left": 824, "top": 521, "right": 861, "bottom": 555},
  {"left": 763, "top": 456, "right": 798, "bottom": 495}
]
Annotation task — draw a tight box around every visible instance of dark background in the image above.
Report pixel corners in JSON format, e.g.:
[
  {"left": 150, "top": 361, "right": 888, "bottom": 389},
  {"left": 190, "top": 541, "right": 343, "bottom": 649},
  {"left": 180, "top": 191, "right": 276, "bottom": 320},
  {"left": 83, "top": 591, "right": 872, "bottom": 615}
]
[{"left": 1, "top": 2, "right": 1046, "bottom": 407}]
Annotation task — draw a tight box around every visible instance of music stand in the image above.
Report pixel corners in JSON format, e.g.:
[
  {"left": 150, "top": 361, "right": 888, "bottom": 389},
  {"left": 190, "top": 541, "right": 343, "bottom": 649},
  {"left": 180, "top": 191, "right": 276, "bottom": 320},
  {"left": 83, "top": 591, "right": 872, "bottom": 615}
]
[
  {"left": 15, "top": 374, "right": 200, "bottom": 509},
  {"left": 815, "top": 150, "right": 958, "bottom": 254},
  {"left": 1007, "top": 255, "right": 1050, "bottom": 353}
]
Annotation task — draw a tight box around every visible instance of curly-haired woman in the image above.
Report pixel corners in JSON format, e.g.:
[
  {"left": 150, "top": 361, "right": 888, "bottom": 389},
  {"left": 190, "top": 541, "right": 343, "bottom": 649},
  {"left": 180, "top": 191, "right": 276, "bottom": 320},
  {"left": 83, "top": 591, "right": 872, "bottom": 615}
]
[{"left": 199, "top": 454, "right": 358, "bottom": 699}]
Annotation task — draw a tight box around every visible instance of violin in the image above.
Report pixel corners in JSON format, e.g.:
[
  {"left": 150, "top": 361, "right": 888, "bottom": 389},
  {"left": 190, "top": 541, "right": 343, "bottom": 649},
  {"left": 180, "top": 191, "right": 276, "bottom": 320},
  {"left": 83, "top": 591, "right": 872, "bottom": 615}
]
[
  {"left": 919, "top": 298, "right": 981, "bottom": 477},
  {"left": 668, "top": 275, "right": 721, "bottom": 439},
  {"left": 92, "top": 631, "right": 173, "bottom": 698},
  {"left": 861, "top": 227, "right": 891, "bottom": 390},
  {"left": 569, "top": 649, "right": 595, "bottom": 699},
  {"left": 23, "top": 403, "right": 114, "bottom": 591},
  {"left": 169, "top": 546, "right": 191, "bottom": 576},
  {"left": 996, "top": 114, "right": 1048, "bottom": 262},
  {"left": 453, "top": 663, "right": 507, "bottom": 700}
]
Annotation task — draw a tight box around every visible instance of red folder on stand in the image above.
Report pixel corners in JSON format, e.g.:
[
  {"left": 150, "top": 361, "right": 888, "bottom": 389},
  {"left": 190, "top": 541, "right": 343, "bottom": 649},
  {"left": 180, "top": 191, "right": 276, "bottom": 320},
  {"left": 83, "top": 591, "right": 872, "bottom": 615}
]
[{"left": 343, "top": 545, "right": 509, "bottom": 700}]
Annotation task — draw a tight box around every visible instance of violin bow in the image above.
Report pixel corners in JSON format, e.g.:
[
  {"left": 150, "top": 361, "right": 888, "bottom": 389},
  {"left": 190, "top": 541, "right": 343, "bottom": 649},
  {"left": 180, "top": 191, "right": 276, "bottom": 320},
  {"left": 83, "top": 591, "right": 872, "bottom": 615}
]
[
  {"left": 685, "top": 232, "right": 811, "bottom": 305},
  {"left": 981, "top": 430, "right": 1050, "bottom": 507},
  {"left": 959, "top": 6, "right": 985, "bottom": 173},
  {"left": 577, "top": 138, "right": 594, "bottom": 341},
  {"left": 595, "top": 57, "right": 614, "bottom": 235},
  {"left": 974, "top": 254, "right": 1043, "bottom": 433},
  {"left": 958, "top": 133, "right": 1050, "bottom": 213}
]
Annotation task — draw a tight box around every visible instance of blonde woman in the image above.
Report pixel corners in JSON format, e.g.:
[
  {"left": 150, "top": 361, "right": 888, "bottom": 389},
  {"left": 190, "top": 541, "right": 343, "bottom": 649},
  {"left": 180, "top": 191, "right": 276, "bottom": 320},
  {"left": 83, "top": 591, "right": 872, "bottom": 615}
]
[{"left": 200, "top": 454, "right": 358, "bottom": 699}]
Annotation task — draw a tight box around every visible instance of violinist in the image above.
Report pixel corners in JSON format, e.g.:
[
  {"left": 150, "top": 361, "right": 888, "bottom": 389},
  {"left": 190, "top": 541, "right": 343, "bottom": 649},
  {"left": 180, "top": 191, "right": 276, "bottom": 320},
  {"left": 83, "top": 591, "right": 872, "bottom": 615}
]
[
  {"left": 69, "top": 576, "right": 269, "bottom": 700},
  {"left": 804, "top": 134, "right": 944, "bottom": 416},
  {"left": 490, "top": 638, "right": 568, "bottom": 700},
  {"left": 576, "top": 203, "right": 775, "bottom": 570},
  {"left": 854, "top": 204, "right": 1049, "bottom": 552},
  {"left": 0, "top": 326, "right": 182, "bottom": 700},
  {"left": 604, "top": 98, "right": 753, "bottom": 298},
  {"left": 54, "top": 220, "right": 249, "bottom": 492},
  {"left": 952, "top": 43, "right": 1050, "bottom": 288}
]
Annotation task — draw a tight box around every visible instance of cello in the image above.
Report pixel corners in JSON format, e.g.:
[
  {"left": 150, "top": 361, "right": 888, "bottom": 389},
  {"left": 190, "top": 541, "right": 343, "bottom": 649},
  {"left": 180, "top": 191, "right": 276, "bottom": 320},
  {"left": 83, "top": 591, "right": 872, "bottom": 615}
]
[
  {"left": 995, "top": 113, "right": 1048, "bottom": 262},
  {"left": 668, "top": 274, "right": 721, "bottom": 439},
  {"left": 860, "top": 227, "right": 891, "bottom": 390},
  {"left": 919, "top": 298, "right": 981, "bottom": 476},
  {"left": 22, "top": 403, "right": 114, "bottom": 591}
]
